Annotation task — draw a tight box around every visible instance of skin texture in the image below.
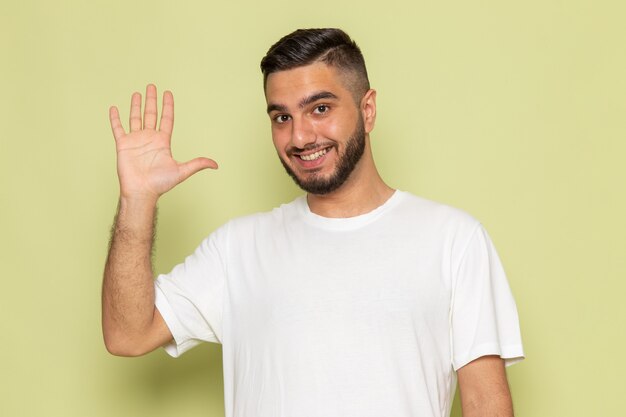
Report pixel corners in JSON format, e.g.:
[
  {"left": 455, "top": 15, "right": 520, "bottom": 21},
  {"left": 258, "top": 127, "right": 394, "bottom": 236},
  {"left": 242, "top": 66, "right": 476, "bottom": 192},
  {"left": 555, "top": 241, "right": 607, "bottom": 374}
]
[
  {"left": 102, "top": 84, "right": 216, "bottom": 356},
  {"left": 103, "top": 66, "right": 515, "bottom": 415},
  {"left": 457, "top": 355, "right": 514, "bottom": 417},
  {"left": 276, "top": 112, "right": 366, "bottom": 195},
  {"left": 265, "top": 61, "right": 393, "bottom": 218}
]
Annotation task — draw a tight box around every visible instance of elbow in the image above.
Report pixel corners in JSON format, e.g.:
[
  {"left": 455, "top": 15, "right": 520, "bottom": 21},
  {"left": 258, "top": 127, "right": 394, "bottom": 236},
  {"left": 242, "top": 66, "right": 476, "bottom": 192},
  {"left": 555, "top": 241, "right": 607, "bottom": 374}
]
[
  {"left": 103, "top": 331, "right": 149, "bottom": 357},
  {"left": 103, "top": 337, "right": 134, "bottom": 357},
  {"left": 101, "top": 310, "right": 169, "bottom": 357}
]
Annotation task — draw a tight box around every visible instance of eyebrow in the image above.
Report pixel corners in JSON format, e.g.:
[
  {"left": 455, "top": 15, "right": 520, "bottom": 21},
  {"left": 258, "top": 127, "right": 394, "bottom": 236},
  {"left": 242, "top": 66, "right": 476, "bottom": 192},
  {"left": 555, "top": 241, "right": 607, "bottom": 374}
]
[{"left": 266, "top": 91, "right": 339, "bottom": 114}]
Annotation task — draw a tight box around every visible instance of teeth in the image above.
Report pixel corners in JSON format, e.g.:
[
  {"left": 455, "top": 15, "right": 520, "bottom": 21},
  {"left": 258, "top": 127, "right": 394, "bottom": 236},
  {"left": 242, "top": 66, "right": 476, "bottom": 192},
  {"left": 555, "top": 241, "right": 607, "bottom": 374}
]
[{"left": 300, "top": 148, "right": 328, "bottom": 161}]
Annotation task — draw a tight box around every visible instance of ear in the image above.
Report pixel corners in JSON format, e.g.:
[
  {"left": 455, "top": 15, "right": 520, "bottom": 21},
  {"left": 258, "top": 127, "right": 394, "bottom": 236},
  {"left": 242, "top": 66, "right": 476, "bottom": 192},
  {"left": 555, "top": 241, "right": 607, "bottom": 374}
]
[{"left": 360, "top": 89, "right": 377, "bottom": 134}]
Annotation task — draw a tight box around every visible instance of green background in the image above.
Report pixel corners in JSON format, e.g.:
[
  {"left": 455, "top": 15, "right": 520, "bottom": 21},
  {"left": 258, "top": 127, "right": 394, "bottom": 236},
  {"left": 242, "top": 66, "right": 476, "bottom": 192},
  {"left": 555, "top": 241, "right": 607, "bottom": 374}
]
[{"left": 1, "top": 1, "right": 624, "bottom": 416}]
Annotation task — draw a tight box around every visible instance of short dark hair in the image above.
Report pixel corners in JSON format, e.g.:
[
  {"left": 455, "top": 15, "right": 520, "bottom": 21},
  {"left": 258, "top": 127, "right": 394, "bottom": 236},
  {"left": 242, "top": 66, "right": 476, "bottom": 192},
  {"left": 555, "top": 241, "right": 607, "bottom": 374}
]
[{"left": 260, "top": 28, "right": 370, "bottom": 101}]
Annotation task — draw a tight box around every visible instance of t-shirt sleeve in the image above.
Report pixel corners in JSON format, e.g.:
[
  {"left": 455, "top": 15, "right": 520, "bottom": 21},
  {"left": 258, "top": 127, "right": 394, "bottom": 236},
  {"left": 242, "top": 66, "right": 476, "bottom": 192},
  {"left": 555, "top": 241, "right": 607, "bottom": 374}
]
[
  {"left": 154, "top": 224, "right": 229, "bottom": 358},
  {"left": 450, "top": 224, "right": 524, "bottom": 370}
]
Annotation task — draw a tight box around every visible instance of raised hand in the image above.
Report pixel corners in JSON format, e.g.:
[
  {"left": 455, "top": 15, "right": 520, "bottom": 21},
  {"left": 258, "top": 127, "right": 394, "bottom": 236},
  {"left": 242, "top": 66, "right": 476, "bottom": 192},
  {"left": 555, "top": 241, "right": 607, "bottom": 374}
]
[{"left": 109, "top": 84, "right": 217, "bottom": 202}]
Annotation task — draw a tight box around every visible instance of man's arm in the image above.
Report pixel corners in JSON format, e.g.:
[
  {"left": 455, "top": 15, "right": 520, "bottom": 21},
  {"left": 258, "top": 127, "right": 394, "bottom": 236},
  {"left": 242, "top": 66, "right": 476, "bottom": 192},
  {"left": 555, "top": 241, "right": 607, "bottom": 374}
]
[
  {"left": 102, "top": 196, "right": 171, "bottom": 356},
  {"left": 457, "top": 355, "right": 514, "bottom": 417},
  {"left": 101, "top": 84, "right": 217, "bottom": 357}
]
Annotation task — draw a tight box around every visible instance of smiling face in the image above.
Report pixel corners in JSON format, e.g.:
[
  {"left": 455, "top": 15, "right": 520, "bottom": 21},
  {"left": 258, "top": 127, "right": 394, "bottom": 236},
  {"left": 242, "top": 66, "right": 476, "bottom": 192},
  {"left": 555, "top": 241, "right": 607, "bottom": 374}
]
[{"left": 265, "top": 62, "right": 374, "bottom": 195}]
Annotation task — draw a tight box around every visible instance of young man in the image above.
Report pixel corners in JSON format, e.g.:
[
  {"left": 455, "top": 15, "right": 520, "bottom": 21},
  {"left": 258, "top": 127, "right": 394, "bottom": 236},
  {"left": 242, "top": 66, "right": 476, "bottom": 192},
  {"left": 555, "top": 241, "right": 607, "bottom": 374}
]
[{"left": 103, "top": 28, "right": 524, "bottom": 417}]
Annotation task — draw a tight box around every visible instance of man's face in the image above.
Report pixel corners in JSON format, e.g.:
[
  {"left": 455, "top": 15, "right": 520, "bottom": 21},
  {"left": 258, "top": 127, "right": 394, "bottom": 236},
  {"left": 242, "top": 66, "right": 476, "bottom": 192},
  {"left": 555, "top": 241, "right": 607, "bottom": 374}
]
[{"left": 265, "top": 62, "right": 367, "bottom": 195}]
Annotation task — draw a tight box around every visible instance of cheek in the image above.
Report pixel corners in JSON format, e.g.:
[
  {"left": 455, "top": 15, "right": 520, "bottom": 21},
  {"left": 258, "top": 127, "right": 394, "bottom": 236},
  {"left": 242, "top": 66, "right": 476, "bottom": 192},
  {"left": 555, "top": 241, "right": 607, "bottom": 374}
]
[
  {"left": 271, "top": 128, "right": 290, "bottom": 152},
  {"left": 314, "top": 111, "right": 358, "bottom": 140},
  {"left": 310, "top": 119, "right": 339, "bottom": 140}
]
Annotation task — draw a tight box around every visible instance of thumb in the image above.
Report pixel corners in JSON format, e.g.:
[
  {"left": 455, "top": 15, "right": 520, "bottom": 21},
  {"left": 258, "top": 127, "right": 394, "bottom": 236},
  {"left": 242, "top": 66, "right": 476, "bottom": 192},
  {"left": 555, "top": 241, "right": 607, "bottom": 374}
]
[{"left": 178, "top": 157, "right": 219, "bottom": 182}]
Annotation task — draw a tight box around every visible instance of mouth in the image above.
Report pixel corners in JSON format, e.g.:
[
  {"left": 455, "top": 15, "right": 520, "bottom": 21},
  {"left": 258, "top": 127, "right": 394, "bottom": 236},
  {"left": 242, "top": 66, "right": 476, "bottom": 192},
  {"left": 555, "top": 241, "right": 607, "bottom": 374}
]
[
  {"left": 290, "top": 146, "right": 333, "bottom": 169},
  {"left": 298, "top": 147, "right": 329, "bottom": 161}
]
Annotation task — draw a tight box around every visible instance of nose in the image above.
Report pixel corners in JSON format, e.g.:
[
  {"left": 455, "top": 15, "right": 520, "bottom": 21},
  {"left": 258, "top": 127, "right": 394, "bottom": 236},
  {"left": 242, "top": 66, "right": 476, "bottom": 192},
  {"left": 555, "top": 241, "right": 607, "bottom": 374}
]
[{"left": 290, "top": 116, "right": 316, "bottom": 149}]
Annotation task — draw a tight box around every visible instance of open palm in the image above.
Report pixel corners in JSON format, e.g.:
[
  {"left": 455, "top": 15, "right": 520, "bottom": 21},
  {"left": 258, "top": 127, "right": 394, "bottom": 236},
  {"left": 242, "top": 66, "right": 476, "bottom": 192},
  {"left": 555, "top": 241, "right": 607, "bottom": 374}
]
[{"left": 109, "top": 84, "right": 217, "bottom": 201}]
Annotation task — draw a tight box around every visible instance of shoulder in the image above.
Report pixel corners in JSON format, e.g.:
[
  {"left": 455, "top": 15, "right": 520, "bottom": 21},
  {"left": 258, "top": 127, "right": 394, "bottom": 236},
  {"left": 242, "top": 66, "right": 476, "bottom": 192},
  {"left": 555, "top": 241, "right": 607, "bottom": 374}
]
[
  {"left": 391, "top": 191, "right": 484, "bottom": 257},
  {"left": 195, "top": 198, "right": 303, "bottom": 255},
  {"left": 394, "top": 190, "right": 480, "bottom": 230},
  {"left": 220, "top": 196, "right": 304, "bottom": 234}
]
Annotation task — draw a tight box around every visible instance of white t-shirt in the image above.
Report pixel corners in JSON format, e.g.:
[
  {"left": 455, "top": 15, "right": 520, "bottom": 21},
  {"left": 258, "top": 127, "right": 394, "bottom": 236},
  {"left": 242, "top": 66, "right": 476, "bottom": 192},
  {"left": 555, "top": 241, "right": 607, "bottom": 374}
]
[{"left": 155, "top": 191, "right": 524, "bottom": 417}]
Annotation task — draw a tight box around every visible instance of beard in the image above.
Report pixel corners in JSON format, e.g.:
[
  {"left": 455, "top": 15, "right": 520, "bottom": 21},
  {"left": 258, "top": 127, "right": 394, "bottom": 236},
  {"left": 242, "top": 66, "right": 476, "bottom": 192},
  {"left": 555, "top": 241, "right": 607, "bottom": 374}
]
[{"left": 279, "top": 116, "right": 366, "bottom": 195}]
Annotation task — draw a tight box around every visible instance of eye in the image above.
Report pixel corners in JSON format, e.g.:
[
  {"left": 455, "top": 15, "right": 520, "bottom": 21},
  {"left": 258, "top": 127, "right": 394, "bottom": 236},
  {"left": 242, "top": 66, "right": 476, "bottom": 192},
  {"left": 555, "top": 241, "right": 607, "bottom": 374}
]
[
  {"left": 273, "top": 114, "right": 291, "bottom": 124},
  {"left": 313, "top": 105, "right": 329, "bottom": 115}
]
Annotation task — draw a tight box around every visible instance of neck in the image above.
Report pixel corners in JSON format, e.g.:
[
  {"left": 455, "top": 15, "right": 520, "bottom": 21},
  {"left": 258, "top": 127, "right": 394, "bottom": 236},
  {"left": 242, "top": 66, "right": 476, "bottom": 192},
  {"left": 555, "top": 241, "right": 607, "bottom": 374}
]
[{"left": 306, "top": 142, "right": 394, "bottom": 218}]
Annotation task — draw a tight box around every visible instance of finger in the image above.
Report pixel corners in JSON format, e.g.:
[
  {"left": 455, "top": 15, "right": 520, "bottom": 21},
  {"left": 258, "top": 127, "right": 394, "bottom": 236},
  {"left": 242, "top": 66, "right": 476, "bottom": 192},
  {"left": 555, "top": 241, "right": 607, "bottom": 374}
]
[
  {"left": 159, "top": 90, "right": 174, "bottom": 135},
  {"left": 129, "top": 92, "right": 142, "bottom": 132},
  {"left": 143, "top": 84, "right": 158, "bottom": 130},
  {"left": 109, "top": 106, "right": 126, "bottom": 141},
  {"left": 178, "top": 157, "right": 219, "bottom": 182}
]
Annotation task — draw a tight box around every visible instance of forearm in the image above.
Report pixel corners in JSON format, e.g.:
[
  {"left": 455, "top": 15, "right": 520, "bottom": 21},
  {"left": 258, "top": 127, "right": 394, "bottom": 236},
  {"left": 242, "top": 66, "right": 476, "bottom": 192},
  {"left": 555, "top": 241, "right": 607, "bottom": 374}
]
[
  {"left": 458, "top": 356, "right": 514, "bottom": 417},
  {"left": 103, "top": 85, "right": 214, "bottom": 355},
  {"left": 102, "top": 196, "right": 158, "bottom": 354},
  {"left": 460, "top": 390, "right": 513, "bottom": 417}
]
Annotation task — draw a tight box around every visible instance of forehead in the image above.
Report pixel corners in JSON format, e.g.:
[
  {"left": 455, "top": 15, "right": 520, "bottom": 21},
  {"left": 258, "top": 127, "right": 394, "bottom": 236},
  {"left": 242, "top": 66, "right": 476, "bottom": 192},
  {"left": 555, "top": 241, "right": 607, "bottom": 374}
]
[{"left": 265, "top": 62, "right": 350, "bottom": 105}]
